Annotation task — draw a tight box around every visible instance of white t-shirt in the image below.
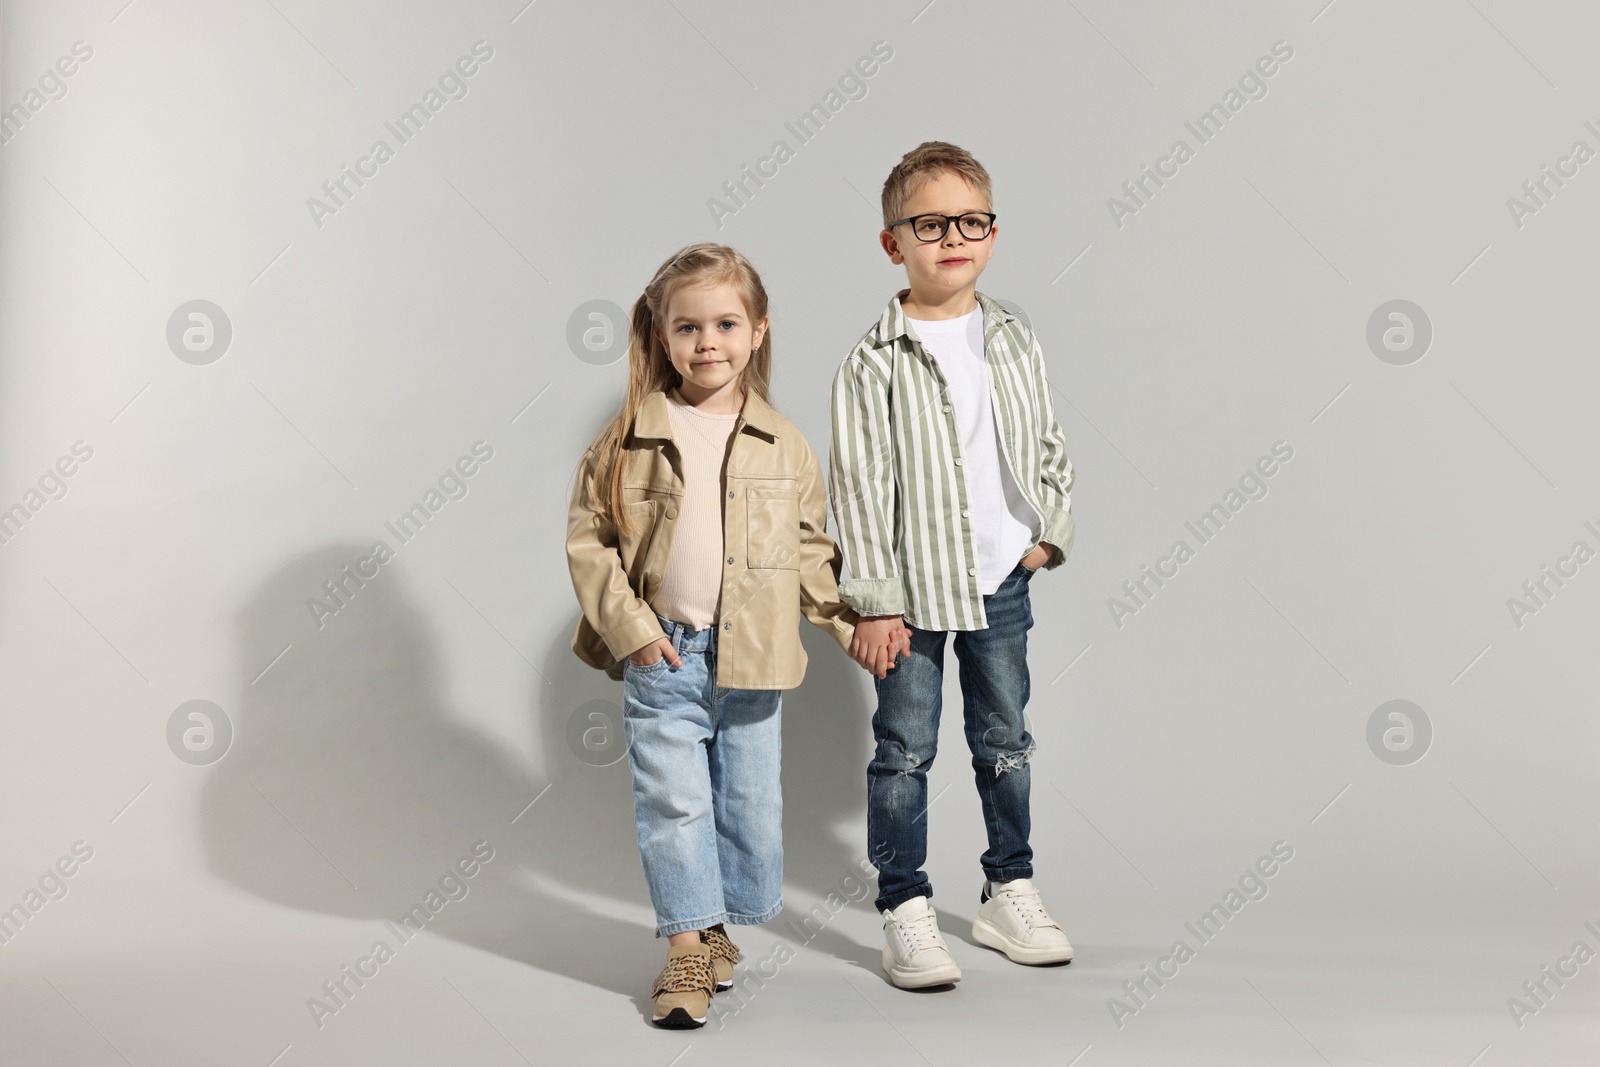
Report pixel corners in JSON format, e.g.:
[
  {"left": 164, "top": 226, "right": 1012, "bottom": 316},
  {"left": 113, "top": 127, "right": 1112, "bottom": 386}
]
[{"left": 906, "top": 308, "right": 1041, "bottom": 595}]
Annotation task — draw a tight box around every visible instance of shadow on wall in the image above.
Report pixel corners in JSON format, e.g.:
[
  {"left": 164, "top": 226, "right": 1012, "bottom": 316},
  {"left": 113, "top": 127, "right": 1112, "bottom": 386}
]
[{"left": 199, "top": 545, "right": 878, "bottom": 1012}]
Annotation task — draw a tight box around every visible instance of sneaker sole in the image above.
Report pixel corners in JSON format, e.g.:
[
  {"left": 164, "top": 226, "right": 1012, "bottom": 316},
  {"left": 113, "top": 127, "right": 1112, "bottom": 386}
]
[
  {"left": 652, "top": 1007, "right": 706, "bottom": 1029},
  {"left": 882, "top": 948, "right": 961, "bottom": 989},
  {"left": 971, "top": 915, "right": 1075, "bottom": 965}
]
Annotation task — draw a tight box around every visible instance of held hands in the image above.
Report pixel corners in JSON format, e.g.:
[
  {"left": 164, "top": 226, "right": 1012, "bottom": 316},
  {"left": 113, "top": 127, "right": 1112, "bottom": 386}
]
[
  {"left": 635, "top": 625, "right": 909, "bottom": 677},
  {"left": 626, "top": 546, "right": 1053, "bottom": 677},
  {"left": 846, "top": 544, "right": 1052, "bottom": 681},
  {"left": 628, "top": 637, "right": 683, "bottom": 668},
  {"left": 850, "top": 615, "right": 913, "bottom": 679}
]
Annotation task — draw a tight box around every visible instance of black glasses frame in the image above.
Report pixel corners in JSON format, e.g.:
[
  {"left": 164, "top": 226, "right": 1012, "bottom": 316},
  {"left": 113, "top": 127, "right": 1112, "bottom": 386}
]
[{"left": 886, "top": 211, "right": 997, "bottom": 243}]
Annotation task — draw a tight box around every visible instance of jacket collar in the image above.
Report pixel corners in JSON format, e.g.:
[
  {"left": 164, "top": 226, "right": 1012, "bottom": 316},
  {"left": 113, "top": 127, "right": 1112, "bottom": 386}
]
[
  {"left": 873, "top": 288, "right": 1017, "bottom": 348},
  {"left": 632, "top": 386, "right": 781, "bottom": 442}
]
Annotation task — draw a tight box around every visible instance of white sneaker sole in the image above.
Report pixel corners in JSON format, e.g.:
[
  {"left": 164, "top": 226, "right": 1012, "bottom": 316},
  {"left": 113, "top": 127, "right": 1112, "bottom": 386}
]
[
  {"left": 882, "top": 947, "right": 961, "bottom": 988},
  {"left": 971, "top": 914, "right": 1075, "bottom": 965}
]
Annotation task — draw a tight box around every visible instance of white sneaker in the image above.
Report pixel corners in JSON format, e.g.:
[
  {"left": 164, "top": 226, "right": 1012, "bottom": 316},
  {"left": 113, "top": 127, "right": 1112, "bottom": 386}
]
[
  {"left": 971, "top": 878, "right": 1074, "bottom": 964},
  {"left": 881, "top": 895, "right": 962, "bottom": 988}
]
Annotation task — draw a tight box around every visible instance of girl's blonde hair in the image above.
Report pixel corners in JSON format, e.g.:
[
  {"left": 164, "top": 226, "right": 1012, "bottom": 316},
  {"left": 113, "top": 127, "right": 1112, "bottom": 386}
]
[{"left": 584, "top": 242, "right": 773, "bottom": 536}]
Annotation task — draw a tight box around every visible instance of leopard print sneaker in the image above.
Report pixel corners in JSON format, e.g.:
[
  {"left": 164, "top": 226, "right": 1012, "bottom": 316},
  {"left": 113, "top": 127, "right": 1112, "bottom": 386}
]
[
  {"left": 650, "top": 941, "right": 715, "bottom": 1028},
  {"left": 700, "top": 923, "right": 742, "bottom": 991}
]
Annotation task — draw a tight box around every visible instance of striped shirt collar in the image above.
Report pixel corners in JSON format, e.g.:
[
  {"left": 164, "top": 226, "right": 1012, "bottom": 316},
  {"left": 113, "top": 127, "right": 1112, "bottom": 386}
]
[{"left": 874, "top": 288, "right": 1020, "bottom": 348}]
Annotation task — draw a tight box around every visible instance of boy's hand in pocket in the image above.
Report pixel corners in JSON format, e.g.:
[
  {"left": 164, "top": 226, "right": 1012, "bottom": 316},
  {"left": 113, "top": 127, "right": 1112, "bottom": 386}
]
[
  {"left": 1020, "top": 541, "right": 1054, "bottom": 572},
  {"left": 851, "top": 616, "right": 911, "bottom": 679}
]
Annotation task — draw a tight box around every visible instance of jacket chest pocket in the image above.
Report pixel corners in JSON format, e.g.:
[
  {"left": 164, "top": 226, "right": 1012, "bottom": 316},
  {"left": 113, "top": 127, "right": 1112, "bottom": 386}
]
[
  {"left": 618, "top": 499, "right": 659, "bottom": 573},
  {"left": 745, "top": 483, "right": 800, "bottom": 570}
]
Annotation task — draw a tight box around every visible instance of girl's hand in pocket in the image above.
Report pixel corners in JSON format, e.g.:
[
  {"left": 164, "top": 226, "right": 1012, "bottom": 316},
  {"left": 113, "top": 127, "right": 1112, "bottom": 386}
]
[{"left": 629, "top": 637, "right": 682, "bottom": 668}]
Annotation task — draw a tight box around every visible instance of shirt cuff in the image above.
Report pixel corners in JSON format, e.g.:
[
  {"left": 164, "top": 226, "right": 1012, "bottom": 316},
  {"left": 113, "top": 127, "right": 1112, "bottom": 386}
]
[
  {"left": 601, "top": 610, "right": 666, "bottom": 662},
  {"left": 1040, "top": 508, "right": 1076, "bottom": 570},
  {"left": 824, "top": 612, "right": 858, "bottom": 655},
  {"left": 838, "top": 577, "right": 906, "bottom": 618}
]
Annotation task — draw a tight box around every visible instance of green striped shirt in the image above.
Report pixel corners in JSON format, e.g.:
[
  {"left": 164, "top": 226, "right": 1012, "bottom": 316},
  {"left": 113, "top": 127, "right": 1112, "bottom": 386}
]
[{"left": 828, "top": 289, "right": 1076, "bottom": 631}]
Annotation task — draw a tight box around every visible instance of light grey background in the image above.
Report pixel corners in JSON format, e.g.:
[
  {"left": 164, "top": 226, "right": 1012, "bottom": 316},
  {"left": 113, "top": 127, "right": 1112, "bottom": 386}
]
[{"left": 2, "top": 1, "right": 1597, "bottom": 1064}]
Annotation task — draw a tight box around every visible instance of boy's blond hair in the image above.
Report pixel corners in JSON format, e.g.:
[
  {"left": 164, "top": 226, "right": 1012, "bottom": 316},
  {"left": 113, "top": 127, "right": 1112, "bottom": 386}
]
[{"left": 879, "top": 141, "right": 994, "bottom": 230}]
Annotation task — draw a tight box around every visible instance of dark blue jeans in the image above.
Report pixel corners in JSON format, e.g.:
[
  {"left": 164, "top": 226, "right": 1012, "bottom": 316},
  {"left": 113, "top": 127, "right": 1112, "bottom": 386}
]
[{"left": 868, "top": 560, "right": 1037, "bottom": 912}]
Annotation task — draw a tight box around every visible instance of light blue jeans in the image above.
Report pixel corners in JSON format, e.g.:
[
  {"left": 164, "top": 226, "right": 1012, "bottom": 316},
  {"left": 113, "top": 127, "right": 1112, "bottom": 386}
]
[{"left": 622, "top": 611, "right": 784, "bottom": 938}]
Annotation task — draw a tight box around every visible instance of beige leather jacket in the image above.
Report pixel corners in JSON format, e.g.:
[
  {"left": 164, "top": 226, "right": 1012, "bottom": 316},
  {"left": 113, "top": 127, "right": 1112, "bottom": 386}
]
[{"left": 566, "top": 388, "right": 859, "bottom": 690}]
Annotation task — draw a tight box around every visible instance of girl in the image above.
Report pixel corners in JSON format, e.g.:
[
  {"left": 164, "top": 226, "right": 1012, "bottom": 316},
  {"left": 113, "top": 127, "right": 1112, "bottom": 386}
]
[{"left": 565, "top": 243, "right": 901, "bottom": 1028}]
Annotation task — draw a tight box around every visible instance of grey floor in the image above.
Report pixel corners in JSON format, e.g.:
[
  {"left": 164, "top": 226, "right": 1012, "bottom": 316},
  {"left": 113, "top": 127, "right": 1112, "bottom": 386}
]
[
  {"left": 12, "top": 894, "right": 1597, "bottom": 1066},
  {"left": 4, "top": 611, "right": 1595, "bottom": 1066}
]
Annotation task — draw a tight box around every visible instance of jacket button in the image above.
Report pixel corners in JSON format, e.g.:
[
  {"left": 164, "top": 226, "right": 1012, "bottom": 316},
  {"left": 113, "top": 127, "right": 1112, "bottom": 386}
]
[
  {"left": 728, "top": 491, "right": 735, "bottom": 499},
  {"left": 727, "top": 556, "right": 734, "bottom": 565},
  {"left": 723, "top": 622, "right": 732, "bottom": 631},
  {"left": 665, "top": 507, "right": 677, "bottom": 519}
]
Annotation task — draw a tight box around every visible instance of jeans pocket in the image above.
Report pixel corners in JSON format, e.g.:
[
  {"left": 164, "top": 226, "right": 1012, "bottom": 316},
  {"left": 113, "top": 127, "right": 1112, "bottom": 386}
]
[{"left": 626, "top": 654, "right": 672, "bottom": 677}]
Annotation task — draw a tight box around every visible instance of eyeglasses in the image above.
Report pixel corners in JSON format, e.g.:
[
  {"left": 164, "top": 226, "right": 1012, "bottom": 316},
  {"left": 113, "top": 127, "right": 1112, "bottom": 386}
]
[{"left": 887, "top": 211, "right": 997, "bottom": 243}]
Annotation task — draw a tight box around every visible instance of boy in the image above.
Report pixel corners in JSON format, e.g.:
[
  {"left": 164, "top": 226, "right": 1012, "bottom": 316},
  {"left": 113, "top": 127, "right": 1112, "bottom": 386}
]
[{"left": 829, "top": 141, "right": 1077, "bottom": 989}]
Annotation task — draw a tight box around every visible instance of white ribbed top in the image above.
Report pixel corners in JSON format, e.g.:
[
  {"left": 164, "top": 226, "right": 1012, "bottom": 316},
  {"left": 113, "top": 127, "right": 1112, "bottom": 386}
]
[{"left": 649, "top": 388, "right": 740, "bottom": 629}]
